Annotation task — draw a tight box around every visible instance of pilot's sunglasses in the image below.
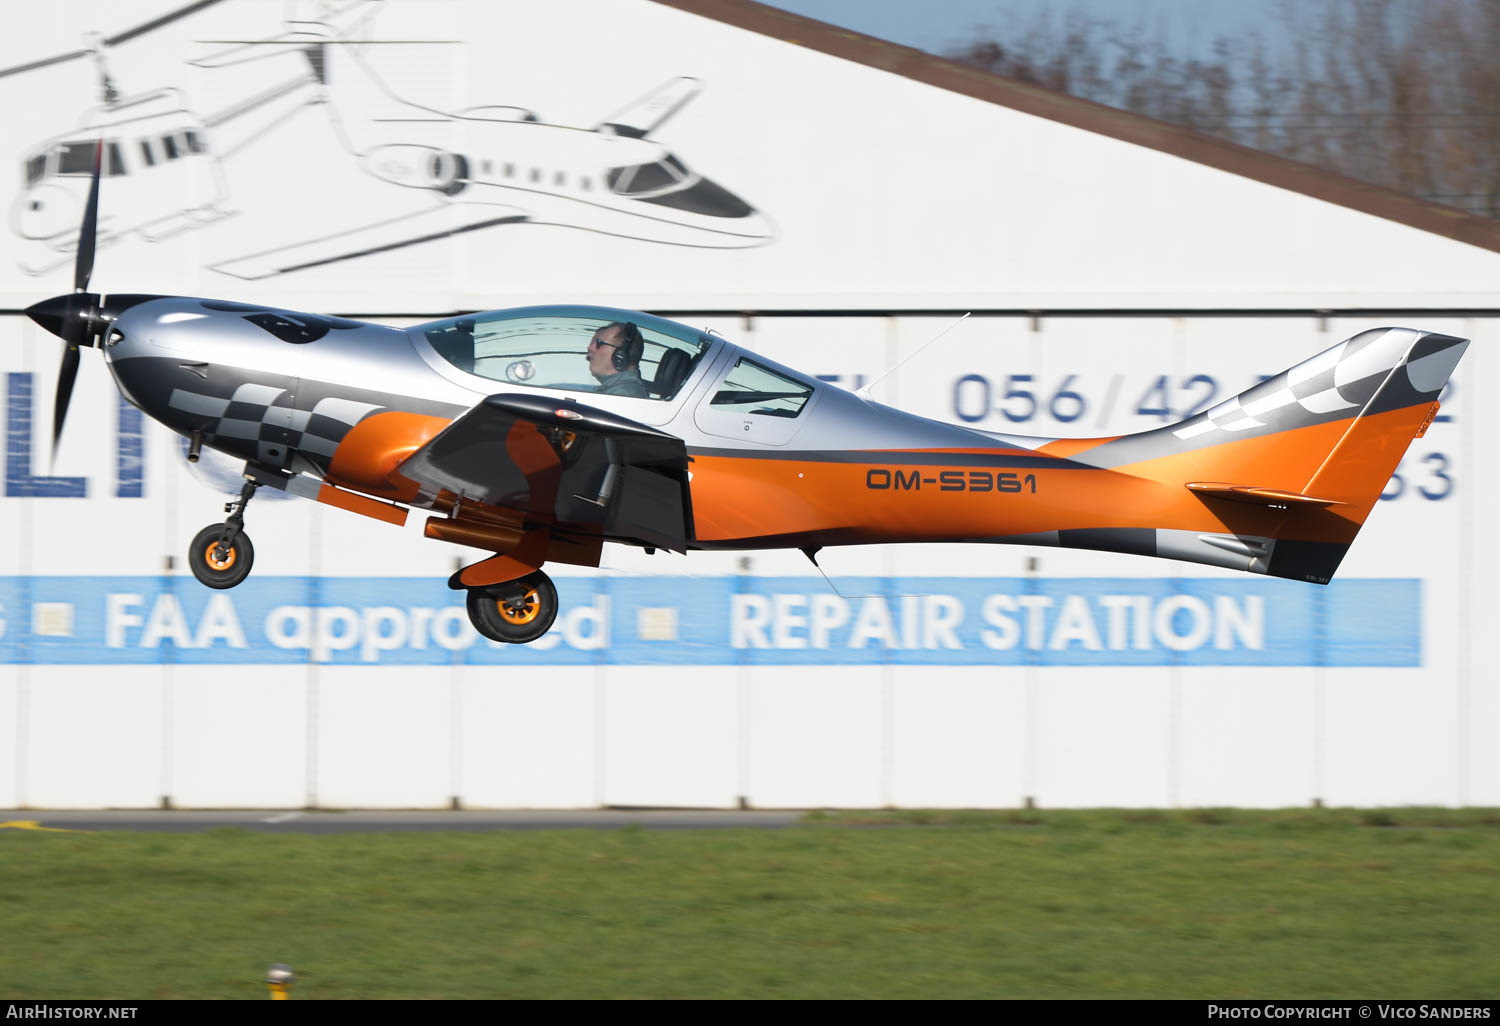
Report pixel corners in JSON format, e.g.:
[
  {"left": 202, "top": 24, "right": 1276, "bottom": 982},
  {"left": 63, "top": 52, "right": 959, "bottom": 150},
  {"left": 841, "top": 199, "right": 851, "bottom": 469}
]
[{"left": 589, "top": 336, "right": 620, "bottom": 350}]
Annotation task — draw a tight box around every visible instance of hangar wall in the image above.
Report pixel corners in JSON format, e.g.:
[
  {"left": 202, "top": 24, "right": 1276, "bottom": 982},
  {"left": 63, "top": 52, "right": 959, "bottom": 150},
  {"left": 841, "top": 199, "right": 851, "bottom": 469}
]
[
  {"left": 0, "top": 0, "right": 1495, "bottom": 807},
  {"left": 0, "top": 310, "right": 1490, "bottom": 809}
]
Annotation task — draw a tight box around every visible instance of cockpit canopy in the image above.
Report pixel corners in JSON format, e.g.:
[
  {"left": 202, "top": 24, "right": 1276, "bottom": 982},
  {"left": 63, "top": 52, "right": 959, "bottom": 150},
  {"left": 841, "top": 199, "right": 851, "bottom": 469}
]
[
  {"left": 605, "top": 154, "right": 691, "bottom": 196},
  {"left": 412, "top": 305, "right": 713, "bottom": 402},
  {"left": 25, "top": 140, "right": 120, "bottom": 185},
  {"left": 24, "top": 129, "right": 206, "bottom": 186}
]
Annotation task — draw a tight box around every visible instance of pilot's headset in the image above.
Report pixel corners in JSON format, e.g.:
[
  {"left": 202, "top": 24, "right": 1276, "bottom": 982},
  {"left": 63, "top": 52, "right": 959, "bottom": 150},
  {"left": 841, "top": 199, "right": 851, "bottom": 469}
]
[{"left": 613, "top": 322, "right": 645, "bottom": 371}]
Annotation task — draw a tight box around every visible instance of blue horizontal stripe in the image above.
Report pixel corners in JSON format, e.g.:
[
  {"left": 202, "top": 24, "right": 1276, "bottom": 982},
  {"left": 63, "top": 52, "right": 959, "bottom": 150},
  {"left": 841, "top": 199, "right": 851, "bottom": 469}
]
[{"left": 0, "top": 576, "right": 1420, "bottom": 667}]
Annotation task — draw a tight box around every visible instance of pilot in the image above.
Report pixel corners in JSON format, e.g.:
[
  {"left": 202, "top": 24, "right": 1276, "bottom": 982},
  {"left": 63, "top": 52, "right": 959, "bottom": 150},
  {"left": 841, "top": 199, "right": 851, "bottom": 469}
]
[{"left": 587, "top": 321, "right": 649, "bottom": 398}]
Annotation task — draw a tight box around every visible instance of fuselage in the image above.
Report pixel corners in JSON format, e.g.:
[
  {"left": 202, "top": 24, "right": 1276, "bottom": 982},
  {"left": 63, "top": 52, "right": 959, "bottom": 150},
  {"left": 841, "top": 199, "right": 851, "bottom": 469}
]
[{"left": 97, "top": 295, "right": 1115, "bottom": 553}]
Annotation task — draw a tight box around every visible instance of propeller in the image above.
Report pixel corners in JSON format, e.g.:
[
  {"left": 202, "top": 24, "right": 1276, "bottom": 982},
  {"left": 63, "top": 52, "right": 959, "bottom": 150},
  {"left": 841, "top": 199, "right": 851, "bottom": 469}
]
[{"left": 24, "top": 138, "right": 106, "bottom": 460}]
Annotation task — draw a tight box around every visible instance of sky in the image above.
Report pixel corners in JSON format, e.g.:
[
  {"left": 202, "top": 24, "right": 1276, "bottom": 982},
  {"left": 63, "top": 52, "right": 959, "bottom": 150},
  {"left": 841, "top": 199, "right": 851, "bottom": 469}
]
[{"left": 760, "top": 0, "right": 1293, "bottom": 61}]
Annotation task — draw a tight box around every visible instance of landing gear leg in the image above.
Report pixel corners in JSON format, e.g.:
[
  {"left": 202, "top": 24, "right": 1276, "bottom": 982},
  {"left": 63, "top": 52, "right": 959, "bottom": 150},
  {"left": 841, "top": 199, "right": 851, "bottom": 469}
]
[
  {"left": 188, "top": 480, "right": 258, "bottom": 589},
  {"left": 466, "top": 569, "right": 558, "bottom": 644}
]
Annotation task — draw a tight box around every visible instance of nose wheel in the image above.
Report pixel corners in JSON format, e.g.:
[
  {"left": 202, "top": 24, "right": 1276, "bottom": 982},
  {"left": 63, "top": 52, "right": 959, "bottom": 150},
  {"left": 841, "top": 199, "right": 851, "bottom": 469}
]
[
  {"left": 466, "top": 570, "right": 558, "bottom": 644},
  {"left": 188, "top": 524, "right": 255, "bottom": 589},
  {"left": 188, "top": 479, "right": 258, "bottom": 589}
]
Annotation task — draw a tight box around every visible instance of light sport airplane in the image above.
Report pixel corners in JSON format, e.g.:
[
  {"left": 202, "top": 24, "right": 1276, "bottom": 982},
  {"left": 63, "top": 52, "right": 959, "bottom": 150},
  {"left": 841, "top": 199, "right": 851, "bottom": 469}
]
[{"left": 25, "top": 149, "right": 1468, "bottom": 643}]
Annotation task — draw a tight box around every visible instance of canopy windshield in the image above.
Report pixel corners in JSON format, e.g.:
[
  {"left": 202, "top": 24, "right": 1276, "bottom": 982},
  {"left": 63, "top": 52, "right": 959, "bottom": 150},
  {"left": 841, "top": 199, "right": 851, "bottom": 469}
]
[{"left": 414, "top": 307, "right": 712, "bottom": 402}]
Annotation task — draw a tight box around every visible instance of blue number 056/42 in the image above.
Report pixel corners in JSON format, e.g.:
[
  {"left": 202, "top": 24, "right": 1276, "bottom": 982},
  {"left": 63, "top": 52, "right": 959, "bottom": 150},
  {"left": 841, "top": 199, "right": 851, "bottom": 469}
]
[{"left": 952, "top": 373, "right": 1222, "bottom": 425}]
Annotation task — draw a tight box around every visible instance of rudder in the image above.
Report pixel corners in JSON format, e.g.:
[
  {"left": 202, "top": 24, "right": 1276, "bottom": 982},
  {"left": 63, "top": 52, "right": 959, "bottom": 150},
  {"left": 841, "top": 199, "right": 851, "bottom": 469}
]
[{"left": 1053, "top": 327, "right": 1467, "bottom": 583}]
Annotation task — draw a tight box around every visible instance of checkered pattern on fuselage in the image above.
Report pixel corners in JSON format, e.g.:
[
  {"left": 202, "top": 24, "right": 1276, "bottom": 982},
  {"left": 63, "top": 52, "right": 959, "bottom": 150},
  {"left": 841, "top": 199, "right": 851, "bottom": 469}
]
[{"left": 169, "top": 382, "right": 382, "bottom": 468}]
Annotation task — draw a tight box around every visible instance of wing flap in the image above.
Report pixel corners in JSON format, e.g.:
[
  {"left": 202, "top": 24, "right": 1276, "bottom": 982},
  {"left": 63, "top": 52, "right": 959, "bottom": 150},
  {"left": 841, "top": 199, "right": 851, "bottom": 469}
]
[{"left": 396, "top": 394, "right": 693, "bottom": 552}]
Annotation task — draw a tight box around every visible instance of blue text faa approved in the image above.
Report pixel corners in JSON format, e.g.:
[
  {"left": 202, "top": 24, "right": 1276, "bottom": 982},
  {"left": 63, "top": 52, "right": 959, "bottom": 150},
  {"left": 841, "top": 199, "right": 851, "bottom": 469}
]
[{"left": 0, "top": 576, "right": 1419, "bottom": 666}]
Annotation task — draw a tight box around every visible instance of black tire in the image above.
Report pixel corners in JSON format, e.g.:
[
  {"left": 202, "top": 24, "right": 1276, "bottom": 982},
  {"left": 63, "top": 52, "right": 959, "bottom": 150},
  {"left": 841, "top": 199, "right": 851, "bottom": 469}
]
[
  {"left": 188, "top": 523, "right": 254, "bottom": 589},
  {"left": 466, "top": 571, "right": 558, "bottom": 644}
]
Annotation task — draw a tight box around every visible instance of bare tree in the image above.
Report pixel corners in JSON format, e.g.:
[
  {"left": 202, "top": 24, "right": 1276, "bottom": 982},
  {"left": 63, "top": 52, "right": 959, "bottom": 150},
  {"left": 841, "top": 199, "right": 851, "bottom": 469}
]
[{"left": 944, "top": 0, "right": 1500, "bottom": 217}]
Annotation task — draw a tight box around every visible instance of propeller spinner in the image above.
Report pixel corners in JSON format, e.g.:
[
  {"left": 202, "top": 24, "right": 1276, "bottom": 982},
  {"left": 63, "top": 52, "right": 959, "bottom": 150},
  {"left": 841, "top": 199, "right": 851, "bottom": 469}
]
[{"left": 24, "top": 139, "right": 109, "bottom": 456}]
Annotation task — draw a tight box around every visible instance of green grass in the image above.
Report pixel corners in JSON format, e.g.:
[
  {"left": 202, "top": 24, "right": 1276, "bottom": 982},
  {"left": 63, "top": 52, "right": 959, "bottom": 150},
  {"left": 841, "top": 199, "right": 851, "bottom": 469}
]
[{"left": 1, "top": 809, "right": 1498, "bottom": 999}]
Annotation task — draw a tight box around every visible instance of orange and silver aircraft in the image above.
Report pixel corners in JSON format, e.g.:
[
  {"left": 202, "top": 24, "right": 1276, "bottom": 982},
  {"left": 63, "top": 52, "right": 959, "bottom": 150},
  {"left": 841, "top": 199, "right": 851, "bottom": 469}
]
[{"left": 26, "top": 151, "right": 1469, "bottom": 643}]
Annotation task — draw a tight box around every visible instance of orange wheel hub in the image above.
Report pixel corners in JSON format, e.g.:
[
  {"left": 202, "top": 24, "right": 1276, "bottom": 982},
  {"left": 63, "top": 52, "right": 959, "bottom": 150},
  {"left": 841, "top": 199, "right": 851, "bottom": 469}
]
[
  {"left": 497, "top": 589, "right": 540, "bottom": 626},
  {"left": 203, "top": 542, "right": 236, "bottom": 571}
]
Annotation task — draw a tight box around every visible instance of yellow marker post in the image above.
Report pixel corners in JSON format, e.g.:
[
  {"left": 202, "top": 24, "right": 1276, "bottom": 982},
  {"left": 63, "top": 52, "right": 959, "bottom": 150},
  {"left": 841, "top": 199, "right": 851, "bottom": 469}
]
[{"left": 266, "top": 963, "right": 294, "bottom": 1000}]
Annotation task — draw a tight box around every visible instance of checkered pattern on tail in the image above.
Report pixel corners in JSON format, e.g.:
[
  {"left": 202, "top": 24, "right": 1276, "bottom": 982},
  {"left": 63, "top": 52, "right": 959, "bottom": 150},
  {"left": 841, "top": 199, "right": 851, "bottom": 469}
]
[
  {"left": 1173, "top": 327, "right": 1458, "bottom": 444},
  {"left": 1070, "top": 327, "right": 1466, "bottom": 471}
]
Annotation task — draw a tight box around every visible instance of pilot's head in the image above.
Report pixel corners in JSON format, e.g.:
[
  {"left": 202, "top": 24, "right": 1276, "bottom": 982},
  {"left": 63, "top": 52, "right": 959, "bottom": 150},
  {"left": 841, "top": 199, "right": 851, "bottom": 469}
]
[{"left": 587, "top": 321, "right": 644, "bottom": 380}]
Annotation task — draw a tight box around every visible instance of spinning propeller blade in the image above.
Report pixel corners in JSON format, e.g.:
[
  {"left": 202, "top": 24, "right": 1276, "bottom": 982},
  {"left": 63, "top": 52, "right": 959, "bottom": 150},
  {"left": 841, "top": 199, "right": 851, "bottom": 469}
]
[
  {"left": 52, "top": 344, "right": 81, "bottom": 457},
  {"left": 73, "top": 141, "right": 101, "bottom": 295},
  {"left": 30, "top": 139, "right": 105, "bottom": 459}
]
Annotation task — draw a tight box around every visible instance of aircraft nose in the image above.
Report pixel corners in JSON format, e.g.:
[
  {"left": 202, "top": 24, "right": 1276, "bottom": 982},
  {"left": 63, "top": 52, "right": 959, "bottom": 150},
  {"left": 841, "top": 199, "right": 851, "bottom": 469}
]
[
  {"left": 636, "top": 176, "right": 776, "bottom": 243},
  {"left": 25, "top": 295, "right": 71, "bottom": 340},
  {"left": 638, "top": 176, "right": 757, "bottom": 218},
  {"left": 737, "top": 206, "right": 777, "bottom": 243},
  {"left": 682, "top": 176, "right": 754, "bottom": 219}
]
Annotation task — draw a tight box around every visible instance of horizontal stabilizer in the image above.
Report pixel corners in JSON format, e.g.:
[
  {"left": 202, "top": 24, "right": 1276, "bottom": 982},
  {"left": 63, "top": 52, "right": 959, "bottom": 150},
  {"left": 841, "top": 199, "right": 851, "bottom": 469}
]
[{"left": 1186, "top": 482, "right": 1342, "bottom": 509}]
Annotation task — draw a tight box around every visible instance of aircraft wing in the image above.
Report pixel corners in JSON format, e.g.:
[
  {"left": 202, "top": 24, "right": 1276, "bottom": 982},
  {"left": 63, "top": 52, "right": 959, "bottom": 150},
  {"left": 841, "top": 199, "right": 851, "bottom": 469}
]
[
  {"left": 394, "top": 393, "right": 694, "bottom": 552},
  {"left": 597, "top": 76, "right": 701, "bottom": 138},
  {"left": 209, "top": 204, "right": 529, "bottom": 280}
]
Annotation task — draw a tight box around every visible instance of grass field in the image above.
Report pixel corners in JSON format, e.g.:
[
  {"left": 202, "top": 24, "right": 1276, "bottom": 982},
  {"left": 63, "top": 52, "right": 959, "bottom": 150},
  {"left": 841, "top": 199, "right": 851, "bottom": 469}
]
[{"left": 2, "top": 808, "right": 1497, "bottom": 999}]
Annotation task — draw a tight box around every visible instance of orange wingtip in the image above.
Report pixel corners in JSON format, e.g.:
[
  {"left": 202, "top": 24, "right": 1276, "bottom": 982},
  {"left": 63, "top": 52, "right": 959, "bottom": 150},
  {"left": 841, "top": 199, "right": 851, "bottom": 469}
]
[{"left": 1186, "top": 482, "right": 1343, "bottom": 508}]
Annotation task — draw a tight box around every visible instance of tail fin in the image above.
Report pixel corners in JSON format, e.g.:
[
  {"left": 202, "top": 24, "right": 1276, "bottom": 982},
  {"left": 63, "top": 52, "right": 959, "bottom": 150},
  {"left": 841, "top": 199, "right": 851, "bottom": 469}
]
[{"left": 1047, "top": 327, "right": 1468, "bottom": 583}]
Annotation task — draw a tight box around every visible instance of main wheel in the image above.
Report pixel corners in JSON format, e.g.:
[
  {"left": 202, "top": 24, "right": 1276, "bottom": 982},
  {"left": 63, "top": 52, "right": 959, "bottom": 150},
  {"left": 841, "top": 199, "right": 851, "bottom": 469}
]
[
  {"left": 467, "top": 571, "right": 558, "bottom": 644},
  {"left": 188, "top": 523, "right": 254, "bottom": 589}
]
